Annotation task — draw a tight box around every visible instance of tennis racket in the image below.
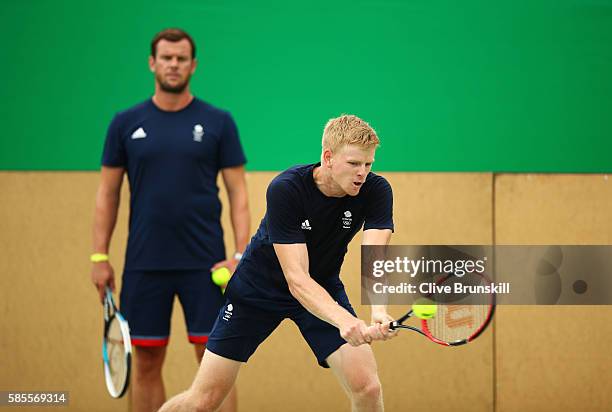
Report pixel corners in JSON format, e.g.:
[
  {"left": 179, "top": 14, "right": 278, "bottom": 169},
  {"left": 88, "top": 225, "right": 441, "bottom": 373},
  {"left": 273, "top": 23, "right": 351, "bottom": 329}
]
[
  {"left": 102, "top": 287, "right": 132, "bottom": 398},
  {"left": 390, "top": 273, "right": 496, "bottom": 346}
]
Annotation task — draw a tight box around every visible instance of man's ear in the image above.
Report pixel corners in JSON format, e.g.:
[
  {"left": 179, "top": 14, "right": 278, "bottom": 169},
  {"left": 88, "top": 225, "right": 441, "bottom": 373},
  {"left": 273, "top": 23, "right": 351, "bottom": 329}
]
[{"left": 322, "top": 148, "right": 333, "bottom": 167}]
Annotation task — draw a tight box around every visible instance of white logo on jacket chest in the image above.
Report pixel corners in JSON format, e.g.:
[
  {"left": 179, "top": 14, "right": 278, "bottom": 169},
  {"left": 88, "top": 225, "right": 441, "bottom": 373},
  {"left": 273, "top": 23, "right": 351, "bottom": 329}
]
[
  {"left": 301, "top": 220, "right": 312, "bottom": 230},
  {"left": 342, "top": 210, "right": 352, "bottom": 229},
  {"left": 193, "top": 124, "right": 204, "bottom": 142}
]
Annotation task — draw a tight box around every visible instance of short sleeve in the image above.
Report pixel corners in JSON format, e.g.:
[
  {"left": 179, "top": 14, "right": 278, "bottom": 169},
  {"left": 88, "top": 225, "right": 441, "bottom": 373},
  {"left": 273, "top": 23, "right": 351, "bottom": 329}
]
[
  {"left": 266, "top": 177, "right": 306, "bottom": 244},
  {"left": 101, "top": 114, "right": 126, "bottom": 167},
  {"left": 219, "top": 112, "right": 247, "bottom": 168},
  {"left": 364, "top": 176, "right": 394, "bottom": 232}
]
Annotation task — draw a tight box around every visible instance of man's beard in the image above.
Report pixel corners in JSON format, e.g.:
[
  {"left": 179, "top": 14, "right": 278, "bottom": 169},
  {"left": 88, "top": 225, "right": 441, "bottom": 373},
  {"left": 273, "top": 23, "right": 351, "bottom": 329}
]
[{"left": 157, "top": 73, "right": 190, "bottom": 94}]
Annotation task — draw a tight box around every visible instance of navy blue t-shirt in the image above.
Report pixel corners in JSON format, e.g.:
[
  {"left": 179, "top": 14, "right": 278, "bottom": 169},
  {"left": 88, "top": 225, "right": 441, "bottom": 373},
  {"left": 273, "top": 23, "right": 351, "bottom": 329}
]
[
  {"left": 227, "top": 163, "right": 394, "bottom": 310},
  {"left": 101, "top": 98, "right": 246, "bottom": 271}
]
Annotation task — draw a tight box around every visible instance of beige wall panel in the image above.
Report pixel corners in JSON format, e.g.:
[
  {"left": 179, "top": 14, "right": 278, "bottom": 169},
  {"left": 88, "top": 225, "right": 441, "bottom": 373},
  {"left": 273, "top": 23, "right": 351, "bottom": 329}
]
[
  {"left": 495, "top": 174, "right": 612, "bottom": 412},
  {"left": 0, "top": 171, "right": 493, "bottom": 411},
  {"left": 0, "top": 172, "right": 130, "bottom": 412},
  {"left": 355, "top": 173, "right": 494, "bottom": 412}
]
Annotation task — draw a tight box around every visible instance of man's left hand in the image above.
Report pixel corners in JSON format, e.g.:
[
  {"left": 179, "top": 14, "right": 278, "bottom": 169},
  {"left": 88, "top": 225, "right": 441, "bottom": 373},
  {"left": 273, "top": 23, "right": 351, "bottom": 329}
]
[
  {"left": 368, "top": 306, "right": 398, "bottom": 341},
  {"left": 210, "top": 258, "right": 240, "bottom": 288}
]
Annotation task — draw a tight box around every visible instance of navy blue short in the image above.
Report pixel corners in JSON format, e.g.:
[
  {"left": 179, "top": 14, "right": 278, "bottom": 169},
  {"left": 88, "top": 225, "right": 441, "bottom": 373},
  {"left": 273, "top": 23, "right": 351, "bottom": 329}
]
[
  {"left": 120, "top": 269, "right": 225, "bottom": 346},
  {"left": 206, "top": 287, "right": 356, "bottom": 368}
]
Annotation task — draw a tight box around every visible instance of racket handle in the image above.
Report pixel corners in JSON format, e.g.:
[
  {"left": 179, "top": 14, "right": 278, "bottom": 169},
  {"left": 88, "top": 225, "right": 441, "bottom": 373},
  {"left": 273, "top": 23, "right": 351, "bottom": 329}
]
[{"left": 389, "top": 321, "right": 399, "bottom": 331}]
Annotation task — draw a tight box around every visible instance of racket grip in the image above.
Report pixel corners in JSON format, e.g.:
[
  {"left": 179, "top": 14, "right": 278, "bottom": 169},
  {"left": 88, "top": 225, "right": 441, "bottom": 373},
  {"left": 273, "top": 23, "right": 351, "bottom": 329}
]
[{"left": 389, "top": 321, "right": 398, "bottom": 331}]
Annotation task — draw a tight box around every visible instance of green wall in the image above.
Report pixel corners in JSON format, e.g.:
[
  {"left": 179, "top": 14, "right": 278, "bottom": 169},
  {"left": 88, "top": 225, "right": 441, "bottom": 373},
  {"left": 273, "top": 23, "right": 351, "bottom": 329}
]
[{"left": 1, "top": 0, "right": 611, "bottom": 172}]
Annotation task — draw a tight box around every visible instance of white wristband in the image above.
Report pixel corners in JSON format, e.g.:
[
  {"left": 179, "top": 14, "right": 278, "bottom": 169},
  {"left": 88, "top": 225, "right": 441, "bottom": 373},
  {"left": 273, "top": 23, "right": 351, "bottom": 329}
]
[{"left": 233, "top": 252, "right": 243, "bottom": 260}]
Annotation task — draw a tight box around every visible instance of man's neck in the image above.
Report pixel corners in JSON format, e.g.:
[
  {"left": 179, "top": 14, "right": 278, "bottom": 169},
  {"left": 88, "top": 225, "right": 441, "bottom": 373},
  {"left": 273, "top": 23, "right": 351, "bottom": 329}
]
[
  {"left": 312, "top": 165, "right": 345, "bottom": 198},
  {"left": 152, "top": 88, "right": 194, "bottom": 112}
]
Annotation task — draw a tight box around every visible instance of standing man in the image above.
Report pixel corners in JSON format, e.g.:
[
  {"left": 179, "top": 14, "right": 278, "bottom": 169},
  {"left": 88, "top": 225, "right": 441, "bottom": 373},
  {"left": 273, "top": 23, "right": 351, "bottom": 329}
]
[
  {"left": 91, "top": 28, "right": 248, "bottom": 412},
  {"left": 159, "top": 114, "right": 397, "bottom": 412}
]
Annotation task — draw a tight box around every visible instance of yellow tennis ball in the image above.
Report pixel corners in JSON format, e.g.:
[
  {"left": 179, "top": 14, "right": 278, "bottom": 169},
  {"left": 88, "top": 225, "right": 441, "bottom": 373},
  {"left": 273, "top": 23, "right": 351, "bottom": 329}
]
[
  {"left": 211, "top": 267, "right": 231, "bottom": 286},
  {"left": 412, "top": 298, "right": 437, "bottom": 319}
]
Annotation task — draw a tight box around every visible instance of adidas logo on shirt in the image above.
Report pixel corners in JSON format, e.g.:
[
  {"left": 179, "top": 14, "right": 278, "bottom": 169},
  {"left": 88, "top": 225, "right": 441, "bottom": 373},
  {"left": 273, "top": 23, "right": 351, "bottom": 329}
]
[
  {"left": 301, "top": 220, "right": 312, "bottom": 230},
  {"left": 131, "top": 127, "right": 147, "bottom": 139}
]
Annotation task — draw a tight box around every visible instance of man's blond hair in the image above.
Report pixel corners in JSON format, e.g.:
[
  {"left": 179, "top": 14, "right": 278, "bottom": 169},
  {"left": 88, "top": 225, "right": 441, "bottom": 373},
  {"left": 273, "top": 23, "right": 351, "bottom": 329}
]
[{"left": 322, "top": 115, "right": 380, "bottom": 152}]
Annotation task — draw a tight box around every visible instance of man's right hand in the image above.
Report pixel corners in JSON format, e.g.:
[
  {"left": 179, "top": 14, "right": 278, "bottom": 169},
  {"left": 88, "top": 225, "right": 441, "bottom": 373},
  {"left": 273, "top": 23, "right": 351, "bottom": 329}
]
[
  {"left": 91, "top": 262, "right": 115, "bottom": 303},
  {"left": 338, "top": 315, "right": 375, "bottom": 347}
]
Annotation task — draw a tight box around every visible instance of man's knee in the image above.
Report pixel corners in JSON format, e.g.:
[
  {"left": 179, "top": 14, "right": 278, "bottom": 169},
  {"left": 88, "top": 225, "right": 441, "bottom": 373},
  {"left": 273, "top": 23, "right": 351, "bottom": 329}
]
[
  {"left": 135, "top": 346, "right": 166, "bottom": 376},
  {"left": 361, "top": 377, "right": 382, "bottom": 401},
  {"left": 348, "top": 374, "right": 382, "bottom": 401}
]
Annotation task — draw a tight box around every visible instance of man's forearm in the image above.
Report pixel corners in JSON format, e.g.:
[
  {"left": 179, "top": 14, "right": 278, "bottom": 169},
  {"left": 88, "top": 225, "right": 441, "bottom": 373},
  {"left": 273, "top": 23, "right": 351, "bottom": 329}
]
[
  {"left": 228, "top": 191, "right": 250, "bottom": 253},
  {"left": 287, "top": 274, "right": 355, "bottom": 328},
  {"left": 93, "top": 189, "right": 120, "bottom": 253}
]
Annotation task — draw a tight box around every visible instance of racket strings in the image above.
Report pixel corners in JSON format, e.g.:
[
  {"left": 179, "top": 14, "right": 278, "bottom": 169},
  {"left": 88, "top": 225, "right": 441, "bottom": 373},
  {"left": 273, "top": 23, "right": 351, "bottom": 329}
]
[
  {"left": 425, "top": 304, "right": 490, "bottom": 343},
  {"left": 421, "top": 269, "right": 494, "bottom": 343},
  {"left": 106, "top": 318, "right": 128, "bottom": 389}
]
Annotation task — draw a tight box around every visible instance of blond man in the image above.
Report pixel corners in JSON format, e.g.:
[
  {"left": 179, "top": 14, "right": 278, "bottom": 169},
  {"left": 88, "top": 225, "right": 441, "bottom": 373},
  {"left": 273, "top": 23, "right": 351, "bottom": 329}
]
[{"left": 159, "top": 115, "right": 397, "bottom": 412}]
